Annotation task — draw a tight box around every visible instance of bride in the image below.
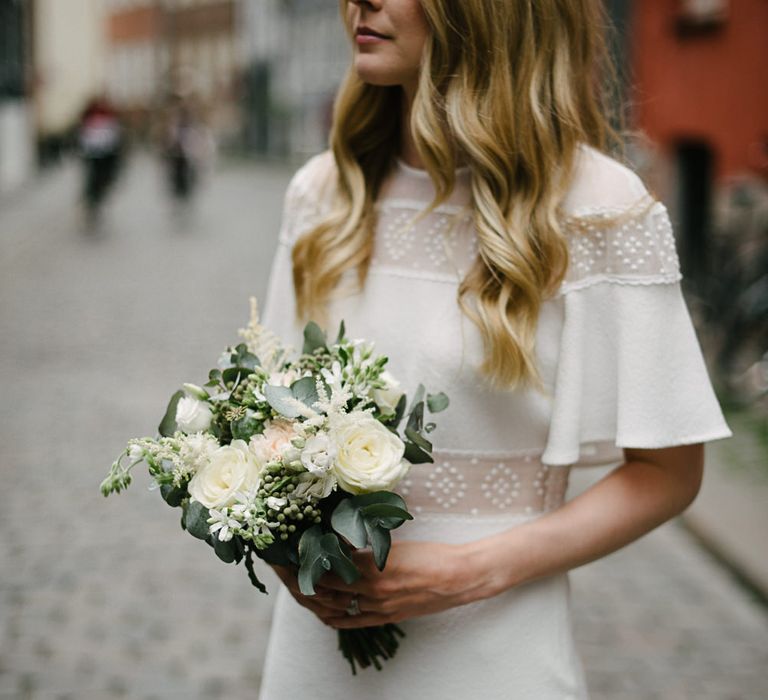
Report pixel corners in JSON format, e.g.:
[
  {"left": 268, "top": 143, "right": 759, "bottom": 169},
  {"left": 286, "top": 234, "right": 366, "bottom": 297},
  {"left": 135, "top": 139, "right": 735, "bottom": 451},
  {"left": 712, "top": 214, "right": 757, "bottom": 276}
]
[{"left": 257, "top": 1, "right": 731, "bottom": 697}]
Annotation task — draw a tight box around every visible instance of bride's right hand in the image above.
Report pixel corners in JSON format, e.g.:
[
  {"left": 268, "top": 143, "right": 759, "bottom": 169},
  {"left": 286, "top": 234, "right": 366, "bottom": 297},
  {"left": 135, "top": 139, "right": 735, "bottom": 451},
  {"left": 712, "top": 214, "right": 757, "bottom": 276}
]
[{"left": 270, "top": 565, "right": 349, "bottom": 626}]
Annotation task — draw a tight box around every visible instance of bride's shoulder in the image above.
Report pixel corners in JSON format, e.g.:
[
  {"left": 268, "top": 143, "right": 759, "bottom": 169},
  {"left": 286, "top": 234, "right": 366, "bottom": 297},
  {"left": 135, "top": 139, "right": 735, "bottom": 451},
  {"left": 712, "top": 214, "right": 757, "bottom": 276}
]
[
  {"left": 556, "top": 144, "right": 680, "bottom": 291},
  {"left": 285, "top": 150, "right": 337, "bottom": 206},
  {"left": 560, "top": 143, "right": 654, "bottom": 216}
]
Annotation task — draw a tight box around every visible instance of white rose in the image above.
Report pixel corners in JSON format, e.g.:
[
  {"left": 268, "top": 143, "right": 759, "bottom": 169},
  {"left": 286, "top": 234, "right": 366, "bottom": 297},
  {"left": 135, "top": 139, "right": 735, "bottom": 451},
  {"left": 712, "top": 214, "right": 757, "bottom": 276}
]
[
  {"left": 187, "top": 440, "right": 262, "bottom": 509},
  {"left": 372, "top": 371, "right": 404, "bottom": 415},
  {"left": 331, "top": 411, "right": 409, "bottom": 494},
  {"left": 300, "top": 433, "right": 336, "bottom": 475},
  {"left": 175, "top": 396, "right": 213, "bottom": 433}
]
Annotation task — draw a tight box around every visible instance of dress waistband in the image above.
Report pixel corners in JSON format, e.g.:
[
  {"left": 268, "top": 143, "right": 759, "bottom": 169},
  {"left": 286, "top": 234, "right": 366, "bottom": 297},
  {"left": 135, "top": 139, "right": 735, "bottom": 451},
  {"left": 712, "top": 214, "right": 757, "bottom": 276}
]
[{"left": 396, "top": 452, "right": 569, "bottom": 517}]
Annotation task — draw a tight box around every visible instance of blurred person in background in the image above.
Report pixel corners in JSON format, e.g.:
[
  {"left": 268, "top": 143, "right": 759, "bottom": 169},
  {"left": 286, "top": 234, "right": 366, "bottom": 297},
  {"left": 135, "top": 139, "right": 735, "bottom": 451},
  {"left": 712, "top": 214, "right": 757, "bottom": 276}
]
[
  {"left": 78, "top": 96, "right": 123, "bottom": 226},
  {"left": 162, "top": 93, "right": 215, "bottom": 207},
  {"left": 256, "top": 1, "right": 732, "bottom": 698}
]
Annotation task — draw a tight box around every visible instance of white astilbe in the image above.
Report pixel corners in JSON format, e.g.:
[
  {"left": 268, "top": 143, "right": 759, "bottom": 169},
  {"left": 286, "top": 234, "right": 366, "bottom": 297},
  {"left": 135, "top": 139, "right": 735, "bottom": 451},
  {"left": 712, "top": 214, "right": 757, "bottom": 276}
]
[
  {"left": 316, "top": 362, "right": 353, "bottom": 414},
  {"left": 176, "top": 432, "right": 218, "bottom": 484},
  {"left": 238, "top": 297, "right": 289, "bottom": 374}
]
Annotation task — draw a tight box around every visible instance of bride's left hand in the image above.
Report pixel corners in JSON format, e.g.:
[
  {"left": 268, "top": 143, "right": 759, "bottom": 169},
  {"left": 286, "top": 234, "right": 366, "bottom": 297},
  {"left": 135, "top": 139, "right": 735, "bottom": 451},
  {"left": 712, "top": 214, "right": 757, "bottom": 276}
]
[{"left": 316, "top": 540, "right": 491, "bottom": 629}]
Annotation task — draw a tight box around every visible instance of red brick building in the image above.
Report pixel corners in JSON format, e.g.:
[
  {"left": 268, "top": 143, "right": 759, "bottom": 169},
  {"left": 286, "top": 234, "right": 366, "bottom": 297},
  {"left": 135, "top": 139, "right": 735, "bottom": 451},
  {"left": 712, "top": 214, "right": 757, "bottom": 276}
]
[{"left": 629, "top": 0, "right": 768, "bottom": 280}]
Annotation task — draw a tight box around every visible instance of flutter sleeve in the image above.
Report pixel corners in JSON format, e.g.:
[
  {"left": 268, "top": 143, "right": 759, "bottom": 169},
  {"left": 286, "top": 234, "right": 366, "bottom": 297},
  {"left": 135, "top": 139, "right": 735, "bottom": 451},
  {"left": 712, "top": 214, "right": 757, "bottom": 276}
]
[{"left": 541, "top": 197, "right": 732, "bottom": 467}]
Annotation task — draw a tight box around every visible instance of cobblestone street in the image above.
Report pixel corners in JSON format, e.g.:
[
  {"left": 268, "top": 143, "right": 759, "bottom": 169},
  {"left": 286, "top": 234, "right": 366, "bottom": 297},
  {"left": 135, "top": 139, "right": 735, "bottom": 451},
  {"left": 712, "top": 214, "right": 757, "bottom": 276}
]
[{"left": 1, "top": 155, "right": 766, "bottom": 699}]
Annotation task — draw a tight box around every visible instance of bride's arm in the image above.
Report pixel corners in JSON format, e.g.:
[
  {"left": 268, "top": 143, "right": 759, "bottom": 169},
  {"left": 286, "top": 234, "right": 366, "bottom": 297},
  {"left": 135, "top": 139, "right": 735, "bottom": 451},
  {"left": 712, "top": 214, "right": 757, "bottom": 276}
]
[
  {"left": 323, "top": 443, "right": 703, "bottom": 629},
  {"left": 465, "top": 443, "right": 704, "bottom": 597}
]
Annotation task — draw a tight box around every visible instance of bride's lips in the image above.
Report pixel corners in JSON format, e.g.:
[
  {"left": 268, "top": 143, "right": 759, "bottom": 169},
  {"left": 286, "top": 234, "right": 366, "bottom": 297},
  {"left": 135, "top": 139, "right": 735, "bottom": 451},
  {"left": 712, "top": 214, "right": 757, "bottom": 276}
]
[{"left": 355, "top": 25, "right": 392, "bottom": 45}]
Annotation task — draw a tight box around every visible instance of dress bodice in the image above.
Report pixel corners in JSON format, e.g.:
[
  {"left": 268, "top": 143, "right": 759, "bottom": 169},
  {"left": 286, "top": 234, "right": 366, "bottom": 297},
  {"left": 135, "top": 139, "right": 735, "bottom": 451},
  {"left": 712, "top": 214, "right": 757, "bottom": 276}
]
[{"left": 262, "top": 146, "right": 731, "bottom": 517}]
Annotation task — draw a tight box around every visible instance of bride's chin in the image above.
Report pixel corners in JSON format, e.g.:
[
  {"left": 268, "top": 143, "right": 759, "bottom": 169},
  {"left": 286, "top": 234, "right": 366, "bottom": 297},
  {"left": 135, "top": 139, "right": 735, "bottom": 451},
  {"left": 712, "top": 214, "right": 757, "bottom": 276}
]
[{"left": 353, "top": 58, "right": 406, "bottom": 88}]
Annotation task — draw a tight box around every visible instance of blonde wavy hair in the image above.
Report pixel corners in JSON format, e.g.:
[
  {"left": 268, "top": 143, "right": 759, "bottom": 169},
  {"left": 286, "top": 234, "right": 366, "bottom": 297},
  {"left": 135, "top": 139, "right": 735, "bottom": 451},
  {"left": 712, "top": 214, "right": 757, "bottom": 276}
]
[{"left": 293, "top": 0, "right": 624, "bottom": 388}]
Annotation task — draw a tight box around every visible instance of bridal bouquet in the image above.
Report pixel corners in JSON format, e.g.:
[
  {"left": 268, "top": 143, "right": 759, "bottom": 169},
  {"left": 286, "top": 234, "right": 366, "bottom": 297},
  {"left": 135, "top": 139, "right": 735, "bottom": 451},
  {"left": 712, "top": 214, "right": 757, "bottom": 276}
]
[{"left": 100, "top": 298, "right": 448, "bottom": 673}]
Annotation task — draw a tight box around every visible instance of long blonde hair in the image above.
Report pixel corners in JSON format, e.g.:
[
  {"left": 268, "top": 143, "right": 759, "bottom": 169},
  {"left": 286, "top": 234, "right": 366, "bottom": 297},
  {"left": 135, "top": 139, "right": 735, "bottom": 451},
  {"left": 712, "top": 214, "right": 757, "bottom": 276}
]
[{"left": 293, "top": 0, "right": 622, "bottom": 388}]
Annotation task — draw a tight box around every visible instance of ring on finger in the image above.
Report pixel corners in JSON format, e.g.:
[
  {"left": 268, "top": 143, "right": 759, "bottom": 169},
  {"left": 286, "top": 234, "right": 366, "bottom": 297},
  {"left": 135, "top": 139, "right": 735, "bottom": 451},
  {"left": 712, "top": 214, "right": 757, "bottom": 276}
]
[{"left": 345, "top": 594, "right": 361, "bottom": 616}]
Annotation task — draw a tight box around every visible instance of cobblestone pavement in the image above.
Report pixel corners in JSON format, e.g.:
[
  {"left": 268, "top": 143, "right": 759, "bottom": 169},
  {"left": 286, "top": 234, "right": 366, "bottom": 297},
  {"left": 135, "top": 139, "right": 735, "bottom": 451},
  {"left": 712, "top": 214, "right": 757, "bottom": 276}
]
[{"left": 1, "top": 156, "right": 767, "bottom": 699}]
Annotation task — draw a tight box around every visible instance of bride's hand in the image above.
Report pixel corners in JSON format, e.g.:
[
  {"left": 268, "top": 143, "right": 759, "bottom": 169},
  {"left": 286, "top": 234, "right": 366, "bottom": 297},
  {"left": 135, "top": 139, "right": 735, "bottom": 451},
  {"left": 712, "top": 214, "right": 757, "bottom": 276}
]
[
  {"left": 316, "top": 540, "right": 490, "bottom": 629},
  {"left": 270, "top": 564, "right": 355, "bottom": 626}
]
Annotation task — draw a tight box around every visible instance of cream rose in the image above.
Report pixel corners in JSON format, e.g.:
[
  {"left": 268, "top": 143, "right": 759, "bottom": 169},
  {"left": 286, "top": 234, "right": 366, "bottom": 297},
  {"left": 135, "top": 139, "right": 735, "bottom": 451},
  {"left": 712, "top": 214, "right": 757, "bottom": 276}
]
[
  {"left": 331, "top": 411, "right": 409, "bottom": 494},
  {"left": 187, "top": 440, "right": 262, "bottom": 509},
  {"left": 372, "top": 371, "right": 404, "bottom": 416},
  {"left": 175, "top": 396, "right": 213, "bottom": 433},
  {"left": 249, "top": 419, "right": 297, "bottom": 463}
]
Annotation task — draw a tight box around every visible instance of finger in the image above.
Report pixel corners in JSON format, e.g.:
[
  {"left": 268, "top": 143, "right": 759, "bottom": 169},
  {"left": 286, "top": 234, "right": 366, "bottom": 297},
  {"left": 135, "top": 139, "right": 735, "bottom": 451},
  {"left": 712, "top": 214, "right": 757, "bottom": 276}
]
[{"left": 316, "top": 573, "right": 379, "bottom": 596}]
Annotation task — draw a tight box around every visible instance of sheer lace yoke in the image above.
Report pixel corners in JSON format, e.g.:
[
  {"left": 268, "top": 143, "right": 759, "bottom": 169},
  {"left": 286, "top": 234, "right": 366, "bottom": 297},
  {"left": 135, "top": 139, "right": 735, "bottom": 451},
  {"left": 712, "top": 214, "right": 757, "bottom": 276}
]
[
  {"left": 368, "top": 156, "right": 682, "bottom": 293},
  {"left": 397, "top": 452, "right": 569, "bottom": 518}
]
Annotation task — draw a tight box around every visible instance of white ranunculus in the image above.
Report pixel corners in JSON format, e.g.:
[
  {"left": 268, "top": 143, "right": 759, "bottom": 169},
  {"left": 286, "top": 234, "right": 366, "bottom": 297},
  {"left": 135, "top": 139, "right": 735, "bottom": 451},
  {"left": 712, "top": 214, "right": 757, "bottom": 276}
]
[
  {"left": 331, "top": 411, "right": 409, "bottom": 494},
  {"left": 372, "top": 371, "right": 404, "bottom": 415},
  {"left": 187, "top": 440, "right": 262, "bottom": 509},
  {"left": 176, "top": 396, "right": 213, "bottom": 433},
  {"left": 291, "top": 471, "right": 337, "bottom": 501},
  {"left": 300, "top": 433, "right": 336, "bottom": 475}
]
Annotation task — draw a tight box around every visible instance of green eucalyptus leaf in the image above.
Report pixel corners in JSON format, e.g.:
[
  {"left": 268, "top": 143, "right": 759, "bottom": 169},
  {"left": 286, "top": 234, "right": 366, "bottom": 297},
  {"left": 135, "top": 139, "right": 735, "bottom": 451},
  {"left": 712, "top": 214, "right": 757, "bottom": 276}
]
[
  {"left": 390, "top": 394, "right": 407, "bottom": 429},
  {"left": 160, "top": 483, "right": 186, "bottom": 508},
  {"left": 359, "top": 503, "right": 412, "bottom": 524},
  {"left": 331, "top": 494, "right": 412, "bottom": 565},
  {"left": 406, "top": 400, "right": 425, "bottom": 434},
  {"left": 264, "top": 385, "right": 304, "bottom": 418},
  {"left": 297, "top": 526, "right": 359, "bottom": 596},
  {"left": 405, "top": 426, "right": 432, "bottom": 453},
  {"left": 290, "top": 376, "right": 319, "bottom": 409},
  {"left": 231, "top": 413, "right": 261, "bottom": 441},
  {"left": 158, "top": 390, "right": 184, "bottom": 437},
  {"left": 303, "top": 322, "right": 328, "bottom": 355},
  {"left": 213, "top": 537, "right": 238, "bottom": 564},
  {"left": 407, "top": 384, "right": 425, "bottom": 415},
  {"left": 364, "top": 521, "right": 392, "bottom": 571},
  {"left": 184, "top": 501, "right": 210, "bottom": 540},
  {"left": 330, "top": 498, "right": 368, "bottom": 548},
  {"left": 404, "top": 440, "right": 433, "bottom": 464},
  {"left": 222, "top": 366, "right": 254, "bottom": 386},
  {"left": 232, "top": 344, "right": 260, "bottom": 369},
  {"left": 426, "top": 392, "right": 450, "bottom": 413}
]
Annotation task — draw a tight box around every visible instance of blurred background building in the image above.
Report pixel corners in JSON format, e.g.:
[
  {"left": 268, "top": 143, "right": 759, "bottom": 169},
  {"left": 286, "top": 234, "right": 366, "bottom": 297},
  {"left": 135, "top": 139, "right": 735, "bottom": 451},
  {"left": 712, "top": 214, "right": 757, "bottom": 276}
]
[
  {"left": 0, "top": 0, "right": 34, "bottom": 193},
  {"left": 3, "top": 0, "right": 767, "bottom": 370}
]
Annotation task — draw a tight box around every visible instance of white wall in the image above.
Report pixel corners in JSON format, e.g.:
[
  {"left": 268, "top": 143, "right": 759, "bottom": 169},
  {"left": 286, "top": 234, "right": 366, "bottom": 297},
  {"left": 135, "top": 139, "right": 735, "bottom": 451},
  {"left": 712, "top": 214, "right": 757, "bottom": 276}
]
[
  {"left": 34, "top": 0, "right": 107, "bottom": 135},
  {"left": 0, "top": 100, "right": 35, "bottom": 193}
]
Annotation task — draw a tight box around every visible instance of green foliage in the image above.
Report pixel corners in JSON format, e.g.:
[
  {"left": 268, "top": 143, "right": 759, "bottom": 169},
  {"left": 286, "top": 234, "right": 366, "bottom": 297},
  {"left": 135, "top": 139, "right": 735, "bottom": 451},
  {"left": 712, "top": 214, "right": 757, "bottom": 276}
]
[
  {"left": 213, "top": 536, "right": 242, "bottom": 564},
  {"left": 230, "top": 412, "right": 262, "bottom": 441},
  {"left": 297, "top": 526, "right": 360, "bottom": 596},
  {"left": 264, "top": 376, "right": 319, "bottom": 419},
  {"left": 426, "top": 392, "right": 450, "bottom": 413},
  {"left": 331, "top": 493, "right": 412, "bottom": 570},
  {"left": 303, "top": 321, "right": 328, "bottom": 355},
  {"left": 158, "top": 390, "right": 184, "bottom": 437},
  {"left": 160, "top": 483, "right": 186, "bottom": 508},
  {"left": 184, "top": 500, "right": 211, "bottom": 540}
]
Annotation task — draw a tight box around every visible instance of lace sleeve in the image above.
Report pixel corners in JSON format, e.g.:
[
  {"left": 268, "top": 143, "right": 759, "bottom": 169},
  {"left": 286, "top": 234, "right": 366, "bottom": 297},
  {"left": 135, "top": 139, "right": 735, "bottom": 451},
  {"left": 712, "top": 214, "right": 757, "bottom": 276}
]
[{"left": 559, "top": 200, "right": 682, "bottom": 295}]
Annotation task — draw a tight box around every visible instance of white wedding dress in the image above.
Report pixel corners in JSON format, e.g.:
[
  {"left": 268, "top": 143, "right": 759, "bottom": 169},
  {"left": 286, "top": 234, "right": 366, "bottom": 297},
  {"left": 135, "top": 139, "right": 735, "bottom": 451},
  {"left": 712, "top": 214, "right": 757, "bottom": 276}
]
[{"left": 257, "top": 145, "right": 731, "bottom": 699}]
